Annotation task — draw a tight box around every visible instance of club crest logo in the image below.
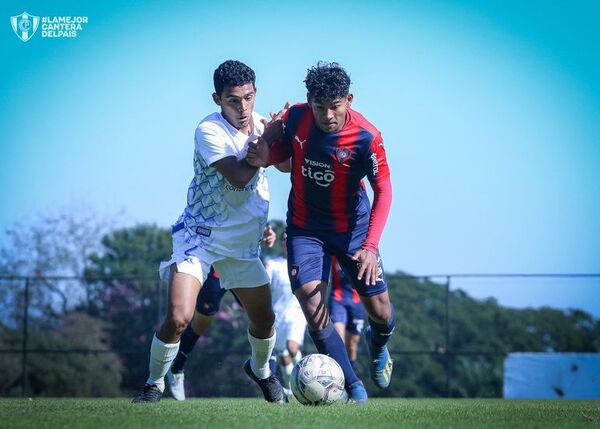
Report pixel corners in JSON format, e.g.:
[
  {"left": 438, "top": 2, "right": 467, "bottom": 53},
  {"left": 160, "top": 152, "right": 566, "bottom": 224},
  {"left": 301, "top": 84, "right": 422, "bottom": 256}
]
[
  {"left": 333, "top": 147, "right": 352, "bottom": 164},
  {"left": 11, "top": 12, "right": 40, "bottom": 42},
  {"left": 290, "top": 265, "right": 300, "bottom": 280}
]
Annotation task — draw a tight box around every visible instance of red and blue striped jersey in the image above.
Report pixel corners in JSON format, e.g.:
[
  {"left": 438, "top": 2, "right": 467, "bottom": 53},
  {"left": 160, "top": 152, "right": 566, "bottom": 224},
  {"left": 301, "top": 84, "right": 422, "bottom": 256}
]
[
  {"left": 270, "top": 103, "right": 391, "bottom": 245},
  {"left": 331, "top": 257, "right": 360, "bottom": 304}
]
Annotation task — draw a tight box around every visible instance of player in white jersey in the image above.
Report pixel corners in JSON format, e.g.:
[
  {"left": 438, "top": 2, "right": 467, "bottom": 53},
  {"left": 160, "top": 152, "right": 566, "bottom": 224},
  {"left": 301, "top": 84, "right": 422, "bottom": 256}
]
[
  {"left": 133, "top": 60, "right": 285, "bottom": 403},
  {"left": 265, "top": 231, "right": 307, "bottom": 396}
]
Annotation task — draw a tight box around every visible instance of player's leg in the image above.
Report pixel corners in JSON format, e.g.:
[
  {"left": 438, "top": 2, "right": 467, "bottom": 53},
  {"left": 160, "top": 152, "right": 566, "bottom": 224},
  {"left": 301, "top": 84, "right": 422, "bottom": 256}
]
[
  {"left": 332, "top": 223, "right": 395, "bottom": 390},
  {"left": 294, "top": 281, "right": 367, "bottom": 403},
  {"left": 287, "top": 227, "right": 366, "bottom": 402},
  {"left": 337, "top": 253, "right": 395, "bottom": 389},
  {"left": 133, "top": 263, "right": 204, "bottom": 403},
  {"left": 169, "top": 269, "right": 224, "bottom": 376},
  {"left": 285, "top": 304, "right": 306, "bottom": 366},
  {"left": 334, "top": 322, "right": 346, "bottom": 343},
  {"left": 166, "top": 311, "right": 214, "bottom": 400},
  {"left": 330, "top": 298, "right": 349, "bottom": 343},
  {"left": 217, "top": 258, "right": 283, "bottom": 403},
  {"left": 279, "top": 310, "right": 305, "bottom": 393},
  {"left": 345, "top": 303, "right": 366, "bottom": 368},
  {"left": 361, "top": 290, "right": 395, "bottom": 387}
]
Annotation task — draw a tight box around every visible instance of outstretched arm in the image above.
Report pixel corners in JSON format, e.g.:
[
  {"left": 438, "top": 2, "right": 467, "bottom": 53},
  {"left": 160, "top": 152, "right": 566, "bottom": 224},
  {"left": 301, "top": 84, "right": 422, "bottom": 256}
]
[{"left": 211, "top": 156, "right": 258, "bottom": 189}]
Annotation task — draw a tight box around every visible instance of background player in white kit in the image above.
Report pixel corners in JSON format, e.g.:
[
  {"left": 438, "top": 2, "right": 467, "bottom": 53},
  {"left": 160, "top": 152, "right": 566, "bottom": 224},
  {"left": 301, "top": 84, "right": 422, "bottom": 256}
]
[
  {"left": 265, "top": 231, "right": 307, "bottom": 396},
  {"left": 133, "top": 60, "right": 285, "bottom": 403}
]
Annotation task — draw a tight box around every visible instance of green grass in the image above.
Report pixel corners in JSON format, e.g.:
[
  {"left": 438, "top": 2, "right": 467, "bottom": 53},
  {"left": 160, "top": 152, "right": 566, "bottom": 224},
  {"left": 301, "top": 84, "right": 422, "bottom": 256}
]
[{"left": 1, "top": 398, "right": 599, "bottom": 429}]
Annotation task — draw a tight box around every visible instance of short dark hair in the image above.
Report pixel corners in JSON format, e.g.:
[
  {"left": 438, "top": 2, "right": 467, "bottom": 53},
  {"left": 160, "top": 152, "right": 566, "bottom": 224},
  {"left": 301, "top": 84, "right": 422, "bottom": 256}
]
[
  {"left": 304, "top": 61, "right": 351, "bottom": 103},
  {"left": 213, "top": 60, "right": 256, "bottom": 94}
]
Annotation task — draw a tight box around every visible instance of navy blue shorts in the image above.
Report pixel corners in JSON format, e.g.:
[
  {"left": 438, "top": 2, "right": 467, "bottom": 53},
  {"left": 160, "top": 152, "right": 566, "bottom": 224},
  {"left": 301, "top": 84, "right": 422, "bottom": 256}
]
[
  {"left": 329, "top": 299, "right": 366, "bottom": 335},
  {"left": 286, "top": 224, "right": 387, "bottom": 297},
  {"left": 195, "top": 268, "right": 231, "bottom": 316}
]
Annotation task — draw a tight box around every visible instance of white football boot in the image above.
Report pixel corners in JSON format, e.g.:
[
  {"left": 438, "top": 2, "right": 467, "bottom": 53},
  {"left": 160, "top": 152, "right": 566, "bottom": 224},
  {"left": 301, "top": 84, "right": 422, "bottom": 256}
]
[{"left": 166, "top": 371, "right": 185, "bottom": 401}]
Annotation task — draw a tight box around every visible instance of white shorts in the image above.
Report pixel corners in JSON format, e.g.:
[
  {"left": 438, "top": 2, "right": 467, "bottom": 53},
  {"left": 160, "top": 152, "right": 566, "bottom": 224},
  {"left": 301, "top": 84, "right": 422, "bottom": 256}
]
[
  {"left": 159, "top": 229, "right": 270, "bottom": 290},
  {"left": 274, "top": 304, "right": 307, "bottom": 354}
]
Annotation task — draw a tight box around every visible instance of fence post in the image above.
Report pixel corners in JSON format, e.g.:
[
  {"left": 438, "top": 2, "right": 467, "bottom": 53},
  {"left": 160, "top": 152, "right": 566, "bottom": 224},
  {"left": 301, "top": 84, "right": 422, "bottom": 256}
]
[
  {"left": 445, "top": 276, "right": 451, "bottom": 398},
  {"left": 21, "top": 277, "right": 30, "bottom": 397}
]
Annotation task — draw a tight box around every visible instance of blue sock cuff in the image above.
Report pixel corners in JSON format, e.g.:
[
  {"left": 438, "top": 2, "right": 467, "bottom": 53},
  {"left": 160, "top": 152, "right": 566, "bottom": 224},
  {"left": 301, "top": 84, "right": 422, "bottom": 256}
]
[{"left": 309, "top": 320, "right": 334, "bottom": 340}]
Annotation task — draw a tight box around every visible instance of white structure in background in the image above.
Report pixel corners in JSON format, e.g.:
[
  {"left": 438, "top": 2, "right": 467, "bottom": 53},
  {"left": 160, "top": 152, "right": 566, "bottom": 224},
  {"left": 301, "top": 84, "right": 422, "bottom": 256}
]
[{"left": 504, "top": 353, "right": 600, "bottom": 398}]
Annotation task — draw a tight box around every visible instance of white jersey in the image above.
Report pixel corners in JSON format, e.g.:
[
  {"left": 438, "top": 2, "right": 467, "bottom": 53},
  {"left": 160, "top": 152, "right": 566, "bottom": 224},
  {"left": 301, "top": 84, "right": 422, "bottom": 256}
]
[
  {"left": 266, "top": 256, "right": 301, "bottom": 317},
  {"left": 177, "top": 111, "right": 269, "bottom": 259}
]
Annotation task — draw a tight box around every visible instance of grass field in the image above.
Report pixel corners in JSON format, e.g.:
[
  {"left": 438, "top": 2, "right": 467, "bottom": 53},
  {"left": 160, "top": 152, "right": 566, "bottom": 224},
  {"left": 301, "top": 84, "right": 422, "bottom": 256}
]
[{"left": 1, "top": 398, "right": 599, "bottom": 429}]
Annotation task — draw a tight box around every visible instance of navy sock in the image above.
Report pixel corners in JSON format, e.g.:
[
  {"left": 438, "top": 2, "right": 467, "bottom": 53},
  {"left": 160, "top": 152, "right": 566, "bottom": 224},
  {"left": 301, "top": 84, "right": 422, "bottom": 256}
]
[
  {"left": 369, "top": 304, "right": 396, "bottom": 351},
  {"left": 350, "top": 359, "right": 356, "bottom": 370},
  {"left": 308, "top": 320, "right": 360, "bottom": 387},
  {"left": 170, "top": 325, "right": 200, "bottom": 373}
]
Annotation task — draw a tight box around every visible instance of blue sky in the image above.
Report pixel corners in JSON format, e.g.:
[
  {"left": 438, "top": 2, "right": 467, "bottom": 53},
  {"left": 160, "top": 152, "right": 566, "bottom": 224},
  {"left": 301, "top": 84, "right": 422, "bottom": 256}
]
[{"left": 1, "top": 1, "right": 599, "bottom": 314}]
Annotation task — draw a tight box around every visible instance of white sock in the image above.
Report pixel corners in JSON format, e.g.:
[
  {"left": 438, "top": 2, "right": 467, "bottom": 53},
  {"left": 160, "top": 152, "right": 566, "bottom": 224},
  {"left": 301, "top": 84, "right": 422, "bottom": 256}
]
[
  {"left": 282, "top": 362, "right": 294, "bottom": 389},
  {"left": 146, "top": 334, "right": 180, "bottom": 392},
  {"left": 291, "top": 350, "right": 302, "bottom": 365},
  {"left": 248, "top": 330, "right": 276, "bottom": 380}
]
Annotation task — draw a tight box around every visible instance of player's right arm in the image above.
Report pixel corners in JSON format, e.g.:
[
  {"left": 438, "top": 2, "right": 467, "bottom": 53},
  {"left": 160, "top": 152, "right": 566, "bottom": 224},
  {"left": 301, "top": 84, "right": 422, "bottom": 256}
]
[
  {"left": 195, "top": 123, "right": 258, "bottom": 189},
  {"left": 211, "top": 156, "right": 259, "bottom": 188}
]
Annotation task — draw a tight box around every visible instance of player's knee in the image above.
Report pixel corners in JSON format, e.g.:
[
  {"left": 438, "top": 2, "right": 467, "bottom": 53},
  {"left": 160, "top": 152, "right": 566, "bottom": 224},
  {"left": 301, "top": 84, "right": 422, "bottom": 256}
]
[
  {"left": 287, "top": 341, "right": 300, "bottom": 356},
  {"left": 370, "top": 308, "right": 391, "bottom": 324},
  {"left": 168, "top": 308, "right": 194, "bottom": 335},
  {"left": 250, "top": 309, "right": 275, "bottom": 334},
  {"left": 367, "top": 298, "right": 392, "bottom": 324}
]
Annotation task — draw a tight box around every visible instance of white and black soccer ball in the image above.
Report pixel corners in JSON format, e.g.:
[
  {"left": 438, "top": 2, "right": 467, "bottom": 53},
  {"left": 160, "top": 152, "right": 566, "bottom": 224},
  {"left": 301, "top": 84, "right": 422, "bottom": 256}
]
[{"left": 290, "top": 354, "right": 345, "bottom": 405}]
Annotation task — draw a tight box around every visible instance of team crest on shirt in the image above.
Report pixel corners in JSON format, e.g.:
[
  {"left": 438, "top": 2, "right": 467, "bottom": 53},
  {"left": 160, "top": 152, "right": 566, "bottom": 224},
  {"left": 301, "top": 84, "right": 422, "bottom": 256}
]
[
  {"left": 333, "top": 147, "right": 352, "bottom": 164},
  {"left": 290, "top": 265, "right": 300, "bottom": 280}
]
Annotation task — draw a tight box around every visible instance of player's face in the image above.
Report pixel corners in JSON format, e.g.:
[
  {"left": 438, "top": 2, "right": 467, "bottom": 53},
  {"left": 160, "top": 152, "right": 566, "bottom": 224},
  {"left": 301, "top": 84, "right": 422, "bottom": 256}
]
[
  {"left": 309, "top": 94, "right": 353, "bottom": 133},
  {"left": 213, "top": 83, "right": 256, "bottom": 132}
]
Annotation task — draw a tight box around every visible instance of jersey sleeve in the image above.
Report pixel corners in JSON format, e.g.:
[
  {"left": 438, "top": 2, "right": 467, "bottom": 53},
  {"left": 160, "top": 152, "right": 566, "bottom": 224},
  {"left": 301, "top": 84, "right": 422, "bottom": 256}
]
[
  {"left": 363, "top": 133, "right": 390, "bottom": 181},
  {"left": 195, "top": 124, "right": 237, "bottom": 166},
  {"left": 362, "top": 133, "right": 392, "bottom": 252},
  {"left": 268, "top": 110, "right": 293, "bottom": 165}
]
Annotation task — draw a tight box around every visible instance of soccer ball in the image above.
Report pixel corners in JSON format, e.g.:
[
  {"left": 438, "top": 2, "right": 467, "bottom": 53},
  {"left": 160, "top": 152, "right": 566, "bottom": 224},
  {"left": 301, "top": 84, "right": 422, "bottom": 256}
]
[{"left": 290, "top": 354, "right": 345, "bottom": 405}]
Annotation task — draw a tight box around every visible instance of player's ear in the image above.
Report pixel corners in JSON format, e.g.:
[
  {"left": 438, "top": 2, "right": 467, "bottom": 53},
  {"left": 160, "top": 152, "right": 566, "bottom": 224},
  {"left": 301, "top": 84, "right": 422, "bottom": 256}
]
[
  {"left": 212, "top": 92, "right": 221, "bottom": 106},
  {"left": 346, "top": 93, "right": 354, "bottom": 106}
]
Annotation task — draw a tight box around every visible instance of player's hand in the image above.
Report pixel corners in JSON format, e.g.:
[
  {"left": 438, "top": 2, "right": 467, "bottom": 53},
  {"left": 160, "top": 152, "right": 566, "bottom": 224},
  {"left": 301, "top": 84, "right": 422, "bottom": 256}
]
[
  {"left": 262, "top": 224, "right": 276, "bottom": 248},
  {"left": 246, "top": 137, "right": 270, "bottom": 167},
  {"left": 260, "top": 102, "right": 289, "bottom": 144},
  {"left": 352, "top": 248, "right": 379, "bottom": 286}
]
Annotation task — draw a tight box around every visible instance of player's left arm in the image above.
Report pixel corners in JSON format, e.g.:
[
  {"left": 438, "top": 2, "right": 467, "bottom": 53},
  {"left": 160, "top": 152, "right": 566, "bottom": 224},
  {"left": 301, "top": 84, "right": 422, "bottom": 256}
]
[{"left": 352, "top": 133, "right": 392, "bottom": 286}]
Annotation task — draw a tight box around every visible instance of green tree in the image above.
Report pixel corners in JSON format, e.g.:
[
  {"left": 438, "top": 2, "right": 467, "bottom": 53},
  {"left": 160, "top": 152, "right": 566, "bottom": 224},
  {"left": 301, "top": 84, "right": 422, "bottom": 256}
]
[{"left": 84, "top": 224, "right": 172, "bottom": 392}]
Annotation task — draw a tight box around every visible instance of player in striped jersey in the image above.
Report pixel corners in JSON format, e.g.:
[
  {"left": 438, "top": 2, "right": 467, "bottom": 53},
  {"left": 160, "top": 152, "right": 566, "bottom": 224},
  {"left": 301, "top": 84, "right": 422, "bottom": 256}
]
[{"left": 247, "top": 62, "right": 395, "bottom": 403}]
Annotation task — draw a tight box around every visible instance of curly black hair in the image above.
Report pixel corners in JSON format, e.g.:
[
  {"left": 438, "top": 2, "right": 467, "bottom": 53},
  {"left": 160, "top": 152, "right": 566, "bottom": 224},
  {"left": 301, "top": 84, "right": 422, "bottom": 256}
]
[
  {"left": 213, "top": 60, "right": 256, "bottom": 94},
  {"left": 304, "top": 61, "right": 351, "bottom": 102}
]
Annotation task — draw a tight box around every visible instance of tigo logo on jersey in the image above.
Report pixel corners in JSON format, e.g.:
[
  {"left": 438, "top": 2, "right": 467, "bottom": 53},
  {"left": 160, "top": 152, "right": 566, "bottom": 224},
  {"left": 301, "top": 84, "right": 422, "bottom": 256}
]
[
  {"left": 302, "top": 158, "right": 335, "bottom": 187},
  {"left": 10, "top": 12, "right": 39, "bottom": 42}
]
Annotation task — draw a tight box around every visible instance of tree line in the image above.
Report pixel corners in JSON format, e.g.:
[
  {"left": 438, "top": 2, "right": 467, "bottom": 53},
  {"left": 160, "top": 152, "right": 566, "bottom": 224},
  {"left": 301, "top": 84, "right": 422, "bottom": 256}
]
[{"left": 0, "top": 214, "right": 598, "bottom": 397}]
